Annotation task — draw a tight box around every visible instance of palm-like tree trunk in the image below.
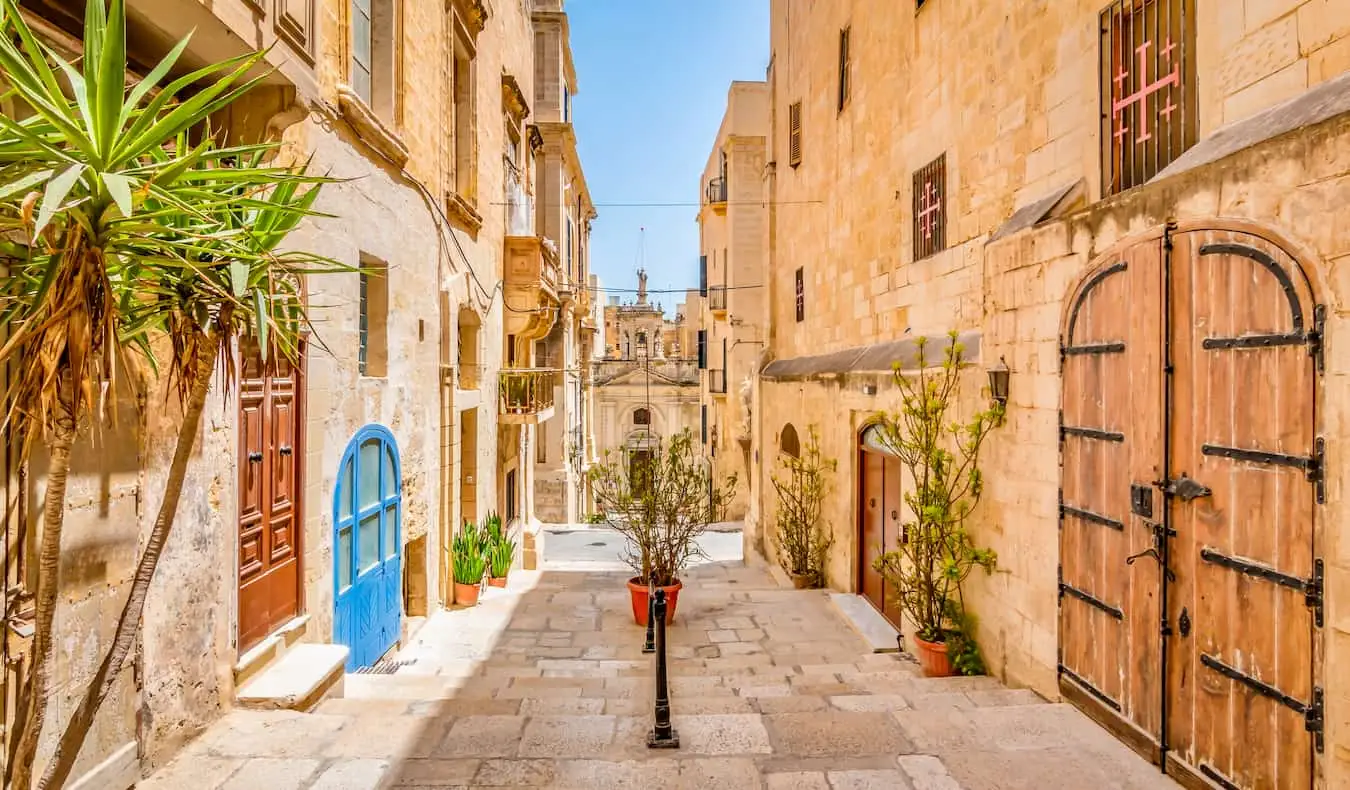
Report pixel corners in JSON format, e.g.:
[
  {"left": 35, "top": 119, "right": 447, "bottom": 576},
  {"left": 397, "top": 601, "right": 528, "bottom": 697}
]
[
  {"left": 8, "top": 404, "right": 76, "bottom": 790},
  {"left": 38, "top": 335, "right": 220, "bottom": 790}
]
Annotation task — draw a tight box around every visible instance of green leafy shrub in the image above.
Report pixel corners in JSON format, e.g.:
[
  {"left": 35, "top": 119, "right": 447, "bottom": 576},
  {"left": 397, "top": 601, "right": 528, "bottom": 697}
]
[{"left": 452, "top": 521, "right": 488, "bottom": 585}]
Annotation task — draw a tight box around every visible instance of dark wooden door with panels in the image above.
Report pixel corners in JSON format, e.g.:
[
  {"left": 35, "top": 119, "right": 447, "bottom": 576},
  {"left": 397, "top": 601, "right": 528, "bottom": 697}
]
[{"left": 1059, "top": 225, "right": 1322, "bottom": 790}]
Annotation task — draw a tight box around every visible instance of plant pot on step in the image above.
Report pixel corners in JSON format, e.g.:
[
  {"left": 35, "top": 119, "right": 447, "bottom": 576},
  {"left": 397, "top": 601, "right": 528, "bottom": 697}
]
[
  {"left": 789, "top": 571, "right": 814, "bottom": 590},
  {"left": 486, "top": 576, "right": 508, "bottom": 588},
  {"left": 628, "top": 577, "right": 682, "bottom": 626},
  {"left": 454, "top": 581, "right": 481, "bottom": 606},
  {"left": 913, "top": 634, "right": 955, "bottom": 677}
]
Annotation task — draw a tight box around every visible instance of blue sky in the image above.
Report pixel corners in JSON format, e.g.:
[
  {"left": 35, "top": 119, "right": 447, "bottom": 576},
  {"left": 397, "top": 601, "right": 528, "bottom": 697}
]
[{"left": 567, "top": 1, "right": 770, "bottom": 315}]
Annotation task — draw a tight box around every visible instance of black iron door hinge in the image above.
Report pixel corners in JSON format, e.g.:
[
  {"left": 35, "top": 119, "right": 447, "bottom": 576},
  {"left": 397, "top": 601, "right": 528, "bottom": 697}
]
[
  {"left": 1309, "top": 304, "right": 1326, "bottom": 373},
  {"left": 1311, "top": 437, "right": 1326, "bottom": 505},
  {"left": 1308, "top": 558, "right": 1325, "bottom": 628},
  {"left": 1307, "top": 687, "right": 1325, "bottom": 753}
]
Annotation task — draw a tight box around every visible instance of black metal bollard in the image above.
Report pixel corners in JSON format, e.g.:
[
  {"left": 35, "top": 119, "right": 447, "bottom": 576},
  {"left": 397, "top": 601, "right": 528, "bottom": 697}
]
[
  {"left": 647, "top": 588, "right": 679, "bottom": 749},
  {"left": 642, "top": 581, "right": 656, "bottom": 654}
]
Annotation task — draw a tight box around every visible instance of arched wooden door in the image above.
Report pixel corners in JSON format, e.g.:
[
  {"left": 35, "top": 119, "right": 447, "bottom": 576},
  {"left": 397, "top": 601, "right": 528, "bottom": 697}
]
[
  {"left": 1059, "top": 225, "right": 1321, "bottom": 790},
  {"left": 857, "top": 424, "right": 903, "bottom": 628},
  {"left": 333, "top": 425, "right": 404, "bottom": 671}
]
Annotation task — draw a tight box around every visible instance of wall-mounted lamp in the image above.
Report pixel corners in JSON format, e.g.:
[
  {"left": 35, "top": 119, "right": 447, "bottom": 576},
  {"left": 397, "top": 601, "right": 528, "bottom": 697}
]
[{"left": 987, "top": 356, "right": 1011, "bottom": 406}]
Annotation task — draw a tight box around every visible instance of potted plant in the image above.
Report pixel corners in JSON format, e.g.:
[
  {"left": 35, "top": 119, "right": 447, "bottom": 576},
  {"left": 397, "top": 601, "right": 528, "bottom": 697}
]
[
  {"left": 483, "top": 512, "right": 515, "bottom": 588},
  {"left": 871, "top": 334, "right": 1001, "bottom": 677},
  {"left": 452, "top": 521, "right": 488, "bottom": 606},
  {"left": 589, "top": 429, "right": 736, "bottom": 625},
  {"left": 770, "top": 424, "right": 835, "bottom": 589}
]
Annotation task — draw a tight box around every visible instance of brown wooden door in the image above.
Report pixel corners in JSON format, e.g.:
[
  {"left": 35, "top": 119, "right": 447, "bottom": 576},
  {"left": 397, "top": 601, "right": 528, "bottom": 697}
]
[
  {"left": 880, "top": 462, "right": 904, "bottom": 627},
  {"left": 238, "top": 339, "right": 304, "bottom": 653},
  {"left": 1059, "top": 235, "right": 1166, "bottom": 746},
  {"left": 1164, "top": 230, "right": 1319, "bottom": 790},
  {"left": 858, "top": 450, "right": 885, "bottom": 613},
  {"left": 1059, "top": 227, "right": 1320, "bottom": 790}
]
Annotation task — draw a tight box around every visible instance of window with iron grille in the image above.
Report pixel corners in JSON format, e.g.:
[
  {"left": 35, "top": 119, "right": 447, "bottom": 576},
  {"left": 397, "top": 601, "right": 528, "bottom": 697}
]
[
  {"left": 794, "top": 267, "right": 805, "bottom": 322},
  {"left": 1100, "top": 0, "right": 1197, "bottom": 196},
  {"left": 788, "top": 101, "right": 802, "bottom": 167},
  {"left": 838, "top": 27, "right": 851, "bottom": 111},
  {"left": 912, "top": 153, "right": 946, "bottom": 261}
]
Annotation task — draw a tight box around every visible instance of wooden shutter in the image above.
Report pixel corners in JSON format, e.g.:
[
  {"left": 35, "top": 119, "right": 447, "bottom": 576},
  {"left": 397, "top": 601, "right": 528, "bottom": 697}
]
[
  {"left": 794, "top": 267, "right": 805, "bottom": 322},
  {"left": 699, "top": 255, "right": 708, "bottom": 296},
  {"left": 697, "top": 329, "right": 707, "bottom": 369},
  {"left": 788, "top": 101, "right": 802, "bottom": 167}
]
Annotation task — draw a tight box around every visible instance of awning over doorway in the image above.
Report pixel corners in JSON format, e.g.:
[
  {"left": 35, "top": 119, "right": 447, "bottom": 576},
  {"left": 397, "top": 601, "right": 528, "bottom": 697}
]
[{"left": 760, "top": 330, "right": 981, "bottom": 381}]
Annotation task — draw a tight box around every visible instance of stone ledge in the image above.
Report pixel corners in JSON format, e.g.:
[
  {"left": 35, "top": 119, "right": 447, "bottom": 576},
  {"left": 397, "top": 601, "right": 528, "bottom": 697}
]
[
  {"left": 236, "top": 643, "right": 349, "bottom": 711},
  {"left": 336, "top": 84, "right": 410, "bottom": 168},
  {"left": 829, "top": 593, "right": 901, "bottom": 653},
  {"left": 445, "top": 191, "right": 484, "bottom": 234}
]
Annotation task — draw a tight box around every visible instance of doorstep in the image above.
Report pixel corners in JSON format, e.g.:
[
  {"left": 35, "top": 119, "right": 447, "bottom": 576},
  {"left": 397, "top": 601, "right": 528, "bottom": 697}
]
[
  {"left": 830, "top": 593, "right": 901, "bottom": 653},
  {"left": 235, "top": 643, "right": 349, "bottom": 711}
]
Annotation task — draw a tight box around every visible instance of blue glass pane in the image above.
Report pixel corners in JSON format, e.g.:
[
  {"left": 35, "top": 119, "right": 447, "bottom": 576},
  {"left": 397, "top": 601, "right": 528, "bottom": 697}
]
[
  {"left": 383, "top": 505, "right": 398, "bottom": 559},
  {"left": 359, "top": 439, "right": 381, "bottom": 508},
  {"left": 384, "top": 447, "right": 397, "bottom": 500},
  {"left": 338, "top": 459, "right": 353, "bottom": 521},
  {"left": 359, "top": 513, "right": 379, "bottom": 573},
  {"left": 338, "top": 527, "right": 353, "bottom": 590}
]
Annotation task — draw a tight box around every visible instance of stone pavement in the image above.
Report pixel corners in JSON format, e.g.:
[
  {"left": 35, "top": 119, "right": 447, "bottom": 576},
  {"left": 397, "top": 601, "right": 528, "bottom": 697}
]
[{"left": 139, "top": 559, "right": 1176, "bottom": 789}]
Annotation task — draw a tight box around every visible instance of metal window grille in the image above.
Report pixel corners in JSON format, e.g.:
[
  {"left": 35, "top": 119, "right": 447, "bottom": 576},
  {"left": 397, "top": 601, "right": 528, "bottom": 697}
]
[
  {"left": 634, "top": 408, "right": 651, "bottom": 426},
  {"left": 788, "top": 102, "right": 802, "bottom": 167},
  {"left": 912, "top": 153, "right": 946, "bottom": 261},
  {"left": 838, "top": 27, "right": 851, "bottom": 110},
  {"left": 794, "top": 267, "right": 805, "bottom": 322},
  {"left": 358, "top": 272, "right": 369, "bottom": 375},
  {"left": 1099, "top": 0, "right": 1197, "bottom": 196}
]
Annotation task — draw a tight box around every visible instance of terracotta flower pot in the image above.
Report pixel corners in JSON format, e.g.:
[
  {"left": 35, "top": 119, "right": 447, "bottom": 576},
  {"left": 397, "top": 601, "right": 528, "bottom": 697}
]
[
  {"left": 487, "top": 576, "right": 508, "bottom": 588},
  {"left": 627, "top": 577, "right": 682, "bottom": 626},
  {"left": 790, "top": 572, "right": 813, "bottom": 590},
  {"left": 913, "top": 634, "right": 955, "bottom": 677},
  {"left": 454, "top": 581, "right": 481, "bottom": 606}
]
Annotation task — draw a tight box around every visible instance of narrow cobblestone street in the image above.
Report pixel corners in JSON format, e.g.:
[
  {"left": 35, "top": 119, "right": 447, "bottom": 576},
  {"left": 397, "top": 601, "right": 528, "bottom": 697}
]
[{"left": 140, "top": 546, "right": 1175, "bottom": 790}]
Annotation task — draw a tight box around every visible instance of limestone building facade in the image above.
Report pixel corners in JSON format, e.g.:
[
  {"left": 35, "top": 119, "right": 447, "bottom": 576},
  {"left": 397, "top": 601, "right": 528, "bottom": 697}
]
[
  {"left": 694, "top": 81, "right": 770, "bottom": 536},
  {"left": 750, "top": 1, "right": 1350, "bottom": 787},
  {"left": 2, "top": 0, "right": 553, "bottom": 783}
]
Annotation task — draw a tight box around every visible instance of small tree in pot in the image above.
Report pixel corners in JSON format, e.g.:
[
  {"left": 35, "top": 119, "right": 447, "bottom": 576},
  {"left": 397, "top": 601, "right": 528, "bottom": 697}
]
[
  {"left": 871, "top": 334, "right": 1001, "bottom": 677},
  {"left": 770, "top": 424, "right": 835, "bottom": 588},
  {"left": 589, "top": 429, "right": 735, "bottom": 625}
]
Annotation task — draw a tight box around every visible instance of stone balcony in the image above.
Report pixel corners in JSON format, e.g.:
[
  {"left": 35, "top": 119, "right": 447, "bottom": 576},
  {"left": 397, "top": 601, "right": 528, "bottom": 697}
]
[{"left": 499, "top": 368, "right": 557, "bottom": 424}]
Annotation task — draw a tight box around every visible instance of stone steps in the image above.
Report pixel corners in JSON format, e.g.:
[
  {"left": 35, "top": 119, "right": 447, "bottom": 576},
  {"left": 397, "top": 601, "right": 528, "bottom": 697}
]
[{"left": 235, "top": 643, "right": 348, "bottom": 711}]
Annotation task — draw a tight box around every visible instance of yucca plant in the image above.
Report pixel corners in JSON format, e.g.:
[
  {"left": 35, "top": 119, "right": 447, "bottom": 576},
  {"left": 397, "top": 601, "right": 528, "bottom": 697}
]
[
  {"left": 482, "top": 509, "right": 504, "bottom": 544},
  {"left": 0, "top": 1, "right": 348, "bottom": 786},
  {"left": 452, "top": 521, "right": 488, "bottom": 586},
  {"left": 487, "top": 529, "right": 516, "bottom": 580}
]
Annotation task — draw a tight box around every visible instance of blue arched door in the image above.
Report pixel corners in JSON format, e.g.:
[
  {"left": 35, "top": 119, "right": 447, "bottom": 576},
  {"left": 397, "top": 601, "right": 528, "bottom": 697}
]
[{"left": 333, "top": 425, "right": 403, "bottom": 670}]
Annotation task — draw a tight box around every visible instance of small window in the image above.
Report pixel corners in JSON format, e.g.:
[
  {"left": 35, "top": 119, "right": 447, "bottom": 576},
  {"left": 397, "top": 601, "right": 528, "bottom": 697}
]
[
  {"left": 359, "top": 257, "right": 389, "bottom": 377},
  {"left": 699, "top": 255, "right": 708, "bottom": 296},
  {"left": 697, "top": 330, "right": 707, "bottom": 369},
  {"left": 452, "top": 22, "right": 477, "bottom": 200},
  {"left": 1100, "top": 0, "right": 1196, "bottom": 196},
  {"left": 837, "top": 27, "right": 851, "bottom": 111},
  {"left": 351, "top": 0, "right": 397, "bottom": 121},
  {"left": 701, "top": 404, "right": 708, "bottom": 444},
  {"left": 780, "top": 424, "right": 800, "bottom": 459},
  {"left": 788, "top": 101, "right": 803, "bottom": 167},
  {"left": 634, "top": 408, "right": 651, "bottom": 426},
  {"left": 912, "top": 153, "right": 946, "bottom": 261},
  {"left": 536, "top": 422, "right": 547, "bottom": 464},
  {"left": 794, "top": 267, "right": 805, "bottom": 323}
]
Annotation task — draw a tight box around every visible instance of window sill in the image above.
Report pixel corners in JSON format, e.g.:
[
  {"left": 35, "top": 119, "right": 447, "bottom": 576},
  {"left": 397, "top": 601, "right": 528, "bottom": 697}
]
[
  {"left": 445, "top": 191, "right": 483, "bottom": 233},
  {"left": 336, "top": 84, "right": 410, "bottom": 168}
]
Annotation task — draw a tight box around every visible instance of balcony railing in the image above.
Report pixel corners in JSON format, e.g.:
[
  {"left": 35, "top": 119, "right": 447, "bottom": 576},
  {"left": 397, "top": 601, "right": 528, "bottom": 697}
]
[
  {"left": 499, "top": 368, "right": 557, "bottom": 417},
  {"left": 709, "top": 285, "right": 727, "bottom": 312},
  {"left": 706, "top": 176, "right": 727, "bottom": 205},
  {"left": 708, "top": 368, "right": 728, "bottom": 394}
]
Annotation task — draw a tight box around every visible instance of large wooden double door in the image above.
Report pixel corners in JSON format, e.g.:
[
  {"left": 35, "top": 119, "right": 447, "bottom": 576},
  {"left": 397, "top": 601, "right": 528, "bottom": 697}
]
[
  {"left": 237, "top": 339, "right": 305, "bottom": 653},
  {"left": 1059, "top": 226, "right": 1321, "bottom": 790}
]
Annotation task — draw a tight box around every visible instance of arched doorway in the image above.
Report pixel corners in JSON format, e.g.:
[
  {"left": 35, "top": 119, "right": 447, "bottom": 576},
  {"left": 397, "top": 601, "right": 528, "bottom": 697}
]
[
  {"left": 1058, "top": 224, "right": 1321, "bottom": 789},
  {"left": 333, "top": 424, "right": 403, "bottom": 670},
  {"left": 857, "top": 422, "right": 903, "bottom": 628}
]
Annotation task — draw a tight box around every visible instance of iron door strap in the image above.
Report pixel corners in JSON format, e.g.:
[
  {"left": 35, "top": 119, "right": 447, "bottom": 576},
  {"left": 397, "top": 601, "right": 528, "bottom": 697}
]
[{"left": 1200, "top": 653, "right": 1324, "bottom": 753}]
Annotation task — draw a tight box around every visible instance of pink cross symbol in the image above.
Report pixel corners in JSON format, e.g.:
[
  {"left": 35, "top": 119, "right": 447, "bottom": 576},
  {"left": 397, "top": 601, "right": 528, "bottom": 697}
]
[
  {"left": 917, "top": 180, "right": 941, "bottom": 241},
  {"left": 1112, "top": 37, "right": 1180, "bottom": 144}
]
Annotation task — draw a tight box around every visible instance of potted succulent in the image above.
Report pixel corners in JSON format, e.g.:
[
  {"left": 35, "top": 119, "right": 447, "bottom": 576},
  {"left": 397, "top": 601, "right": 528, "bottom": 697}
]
[
  {"left": 483, "top": 512, "right": 516, "bottom": 588},
  {"left": 770, "top": 424, "right": 835, "bottom": 589},
  {"left": 870, "top": 334, "right": 1001, "bottom": 677},
  {"left": 589, "top": 429, "right": 736, "bottom": 626},
  {"left": 452, "top": 521, "right": 488, "bottom": 606}
]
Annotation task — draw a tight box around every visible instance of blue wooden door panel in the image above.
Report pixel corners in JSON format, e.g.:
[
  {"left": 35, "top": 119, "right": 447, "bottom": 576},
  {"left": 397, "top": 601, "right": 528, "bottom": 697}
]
[{"left": 333, "top": 425, "right": 402, "bottom": 671}]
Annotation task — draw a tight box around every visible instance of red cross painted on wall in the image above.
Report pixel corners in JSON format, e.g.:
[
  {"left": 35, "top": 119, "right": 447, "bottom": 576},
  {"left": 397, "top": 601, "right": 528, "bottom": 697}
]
[
  {"left": 1112, "top": 38, "right": 1179, "bottom": 145},
  {"left": 918, "top": 180, "right": 941, "bottom": 241}
]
